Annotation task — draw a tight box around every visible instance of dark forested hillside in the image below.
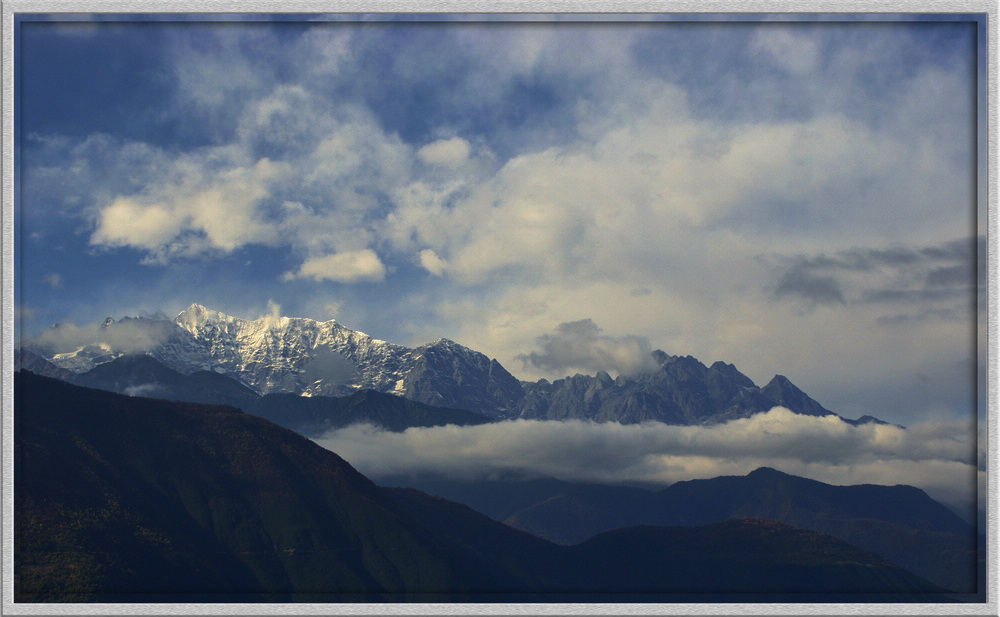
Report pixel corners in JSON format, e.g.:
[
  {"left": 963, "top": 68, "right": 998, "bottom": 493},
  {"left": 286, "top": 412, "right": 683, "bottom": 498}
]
[
  {"left": 15, "top": 371, "right": 950, "bottom": 602},
  {"left": 392, "top": 468, "right": 979, "bottom": 594}
]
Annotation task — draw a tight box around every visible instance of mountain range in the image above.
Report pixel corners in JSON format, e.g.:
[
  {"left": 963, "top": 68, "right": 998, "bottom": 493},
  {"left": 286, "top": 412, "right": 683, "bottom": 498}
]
[
  {"left": 18, "top": 304, "right": 980, "bottom": 601},
  {"left": 15, "top": 371, "right": 951, "bottom": 602},
  {"left": 20, "top": 303, "right": 884, "bottom": 426},
  {"left": 385, "top": 468, "right": 982, "bottom": 594},
  {"left": 15, "top": 350, "right": 495, "bottom": 435}
]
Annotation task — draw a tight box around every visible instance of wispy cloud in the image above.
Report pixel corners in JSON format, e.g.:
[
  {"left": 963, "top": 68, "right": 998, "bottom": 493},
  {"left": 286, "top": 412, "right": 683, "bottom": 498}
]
[
  {"left": 16, "top": 305, "right": 36, "bottom": 321},
  {"left": 770, "top": 237, "right": 980, "bottom": 316},
  {"left": 123, "top": 383, "right": 167, "bottom": 397},
  {"left": 749, "top": 26, "right": 820, "bottom": 74},
  {"left": 773, "top": 266, "right": 845, "bottom": 306},
  {"left": 28, "top": 317, "right": 175, "bottom": 355}
]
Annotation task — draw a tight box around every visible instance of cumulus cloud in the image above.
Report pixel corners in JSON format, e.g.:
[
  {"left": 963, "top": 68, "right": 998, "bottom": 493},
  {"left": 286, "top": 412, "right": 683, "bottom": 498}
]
[
  {"left": 90, "top": 157, "right": 286, "bottom": 261},
  {"left": 284, "top": 249, "right": 386, "bottom": 283},
  {"left": 417, "top": 137, "right": 471, "bottom": 167},
  {"left": 71, "top": 27, "right": 975, "bottom": 298},
  {"left": 86, "top": 87, "right": 413, "bottom": 268},
  {"left": 314, "top": 407, "right": 979, "bottom": 514},
  {"left": 418, "top": 249, "right": 448, "bottom": 276},
  {"left": 517, "top": 319, "right": 659, "bottom": 377}
]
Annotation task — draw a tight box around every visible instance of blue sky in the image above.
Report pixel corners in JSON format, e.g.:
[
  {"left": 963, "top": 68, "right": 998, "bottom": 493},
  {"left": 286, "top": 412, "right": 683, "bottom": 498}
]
[{"left": 15, "top": 13, "right": 987, "bottom": 427}]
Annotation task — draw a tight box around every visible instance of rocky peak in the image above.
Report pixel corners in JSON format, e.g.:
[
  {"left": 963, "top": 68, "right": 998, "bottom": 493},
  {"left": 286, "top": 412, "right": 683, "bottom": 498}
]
[
  {"left": 761, "top": 374, "right": 832, "bottom": 418},
  {"left": 23, "top": 303, "right": 874, "bottom": 426},
  {"left": 175, "top": 303, "right": 233, "bottom": 332},
  {"left": 709, "top": 361, "right": 756, "bottom": 388}
]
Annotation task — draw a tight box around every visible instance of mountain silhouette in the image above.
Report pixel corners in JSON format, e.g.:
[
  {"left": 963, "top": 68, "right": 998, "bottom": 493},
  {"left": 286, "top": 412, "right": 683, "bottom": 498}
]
[
  {"left": 15, "top": 371, "right": 948, "bottom": 602},
  {"left": 396, "top": 467, "right": 979, "bottom": 594},
  {"left": 29, "top": 354, "right": 492, "bottom": 434}
]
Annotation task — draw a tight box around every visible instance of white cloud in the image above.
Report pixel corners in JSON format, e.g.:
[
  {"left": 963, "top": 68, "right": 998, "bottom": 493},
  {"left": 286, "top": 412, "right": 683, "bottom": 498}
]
[
  {"left": 78, "top": 26, "right": 972, "bottom": 283},
  {"left": 91, "top": 197, "right": 184, "bottom": 251},
  {"left": 284, "top": 249, "right": 386, "bottom": 283},
  {"left": 90, "top": 156, "right": 286, "bottom": 260},
  {"left": 85, "top": 87, "right": 414, "bottom": 266},
  {"left": 383, "top": 95, "right": 942, "bottom": 296},
  {"left": 302, "top": 106, "right": 413, "bottom": 193},
  {"left": 418, "top": 249, "right": 448, "bottom": 276},
  {"left": 314, "top": 407, "right": 979, "bottom": 513},
  {"left": 417, "top": 137, "right": 471, "bottom": 167}
]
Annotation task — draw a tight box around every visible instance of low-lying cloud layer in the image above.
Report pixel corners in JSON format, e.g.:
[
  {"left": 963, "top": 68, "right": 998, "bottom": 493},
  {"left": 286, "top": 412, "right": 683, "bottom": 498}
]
[{"left": 314, "top": 407, "right": 981, "bottom": 518}]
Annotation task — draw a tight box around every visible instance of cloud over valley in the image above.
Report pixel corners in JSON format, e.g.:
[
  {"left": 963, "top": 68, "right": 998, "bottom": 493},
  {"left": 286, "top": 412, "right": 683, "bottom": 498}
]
[{"left": 314, "top": 407, "right": 981, "bottom": 517}]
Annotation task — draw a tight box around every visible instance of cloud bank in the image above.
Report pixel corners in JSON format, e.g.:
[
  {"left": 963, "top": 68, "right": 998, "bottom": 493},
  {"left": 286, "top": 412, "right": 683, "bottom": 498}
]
[{"left": 314, "top": 407, "right": 980, "bottom": 516}]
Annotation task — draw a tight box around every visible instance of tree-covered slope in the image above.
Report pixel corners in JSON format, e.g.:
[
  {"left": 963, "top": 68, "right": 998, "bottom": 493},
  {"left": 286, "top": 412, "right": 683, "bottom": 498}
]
[{"left": 15, "top": 371, "right": 949, "bottom": 603}]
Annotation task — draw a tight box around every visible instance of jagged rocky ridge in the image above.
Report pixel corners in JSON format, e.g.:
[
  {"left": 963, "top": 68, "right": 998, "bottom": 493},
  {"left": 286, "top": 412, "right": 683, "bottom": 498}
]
[
  {"left": 14, "top": 351, "right": 492, "bottom": 435},
  {"left": 21, "top": 303, "right": 882, "bottom": 425}
]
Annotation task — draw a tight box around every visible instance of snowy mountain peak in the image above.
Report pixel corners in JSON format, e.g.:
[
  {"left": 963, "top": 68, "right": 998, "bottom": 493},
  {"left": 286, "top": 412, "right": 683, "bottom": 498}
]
[
  {"left": 21, "top": 303, "right": 866, "bottom": 426},
  {"left": 127, "top": 303, "right": 419, "bottom": 399},
  {"left": 175, "top": 303, "right": 234, "bottom": 331}
]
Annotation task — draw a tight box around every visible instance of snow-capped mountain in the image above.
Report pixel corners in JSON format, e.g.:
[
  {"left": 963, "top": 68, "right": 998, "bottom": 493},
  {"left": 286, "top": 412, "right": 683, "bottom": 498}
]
[
  {"left": 21, "top": 303, "right": 882, "bottom": 425},
  {"left": 24, "top": 304, "right": 523, "bottom": 418}
]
